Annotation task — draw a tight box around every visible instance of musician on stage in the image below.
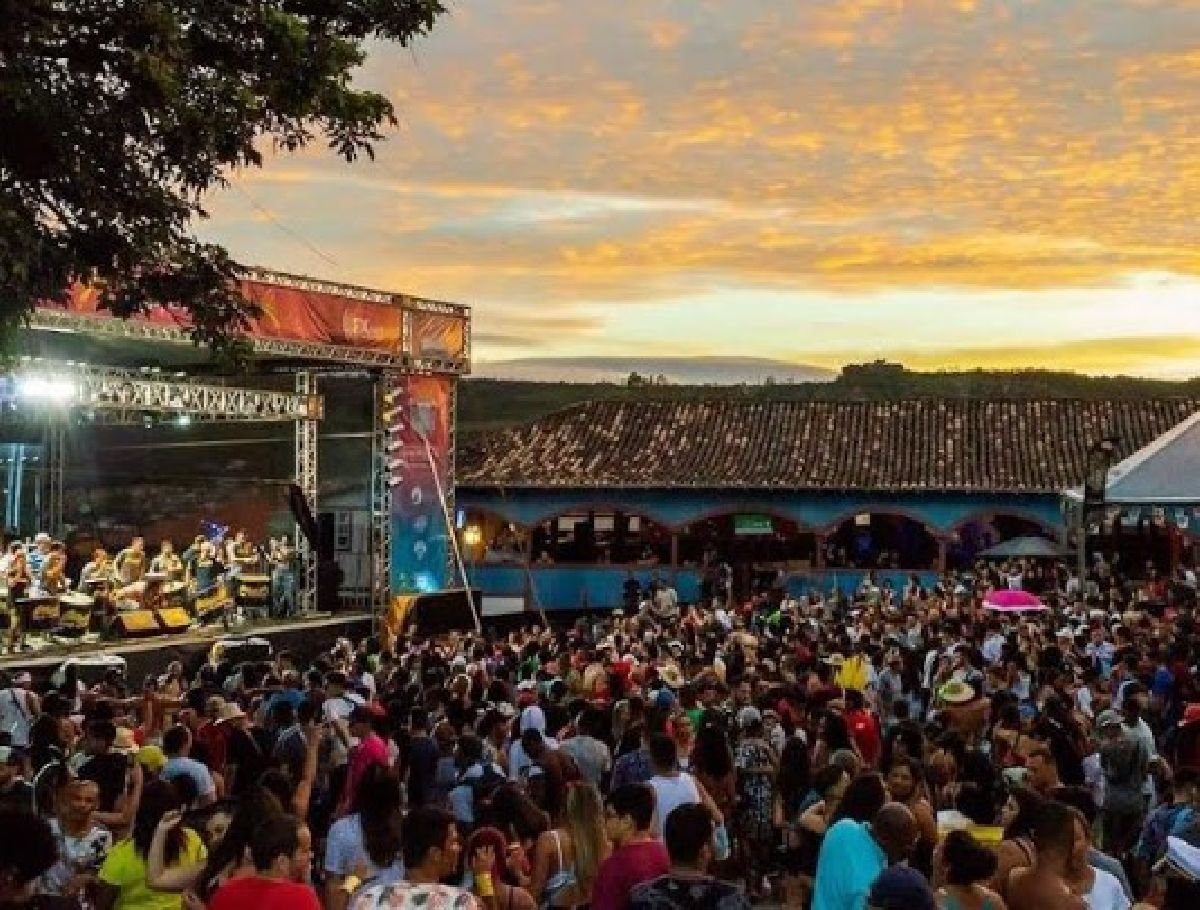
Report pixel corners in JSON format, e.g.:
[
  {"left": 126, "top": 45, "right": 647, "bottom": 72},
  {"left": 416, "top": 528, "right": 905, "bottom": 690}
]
[
  {"left": 113, "top": 536, "right": 147, "bottom": 587},
  {"left": 190, "top": 541, "right": 225, "bottom": 594},
  {"left": 80, "top": 548, "right": 114, "bottom": 588},
  {"left": 269, "top": 535, "right": 298, "bottom": 618},
  {"left": 224, "top": 529, "right": 258, "bottom": 577},
  {"left": 150, "top": 540, "right": 184, "bottom": 582},
  {"left": 26, "top": 532, "right": 53, "bottom": 582},
  {"left": 4, "top": 549, "right": 32, "bottom": 652},
  {"left": 39, "top": 542, "right": 68, "bottom": 595}
]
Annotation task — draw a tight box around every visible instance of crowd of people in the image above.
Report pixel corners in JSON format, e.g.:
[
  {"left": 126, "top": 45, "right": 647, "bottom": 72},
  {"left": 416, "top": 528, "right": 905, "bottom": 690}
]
[{"left": 0, "top": 552, "right": 1197, "bottom": 910}]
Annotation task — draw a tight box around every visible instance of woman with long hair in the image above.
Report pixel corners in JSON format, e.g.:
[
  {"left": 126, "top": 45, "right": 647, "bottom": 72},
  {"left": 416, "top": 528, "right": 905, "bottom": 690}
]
[
  {"left": 325, "top": 765, "right": 404, "bottom": 909},
  {"left": 147, "top": 785, "right": 282, "bottom": 900},
  {"left": 528, "top": 783, "right": 611, "bottom": 909},
  {"left": 96, "top": 779, "right": 206, "bottom": 910},
  {"left": 466, "top": 827, "right": 536, "bottom": 910},
  {"left": 887, "top": 756, "right": 938, "bottom": 876},
  {"left": 988, "top": 786, "right": 1045, "bottom": 899},
  {"left": 690, "top": 722, "right": 736, "bottom": 824},
  {"left": 830, "top": 772, "right": 887, "bottom": 825},
  {"left": 812, "top": 711, "right": 858, "bottom": 772}
]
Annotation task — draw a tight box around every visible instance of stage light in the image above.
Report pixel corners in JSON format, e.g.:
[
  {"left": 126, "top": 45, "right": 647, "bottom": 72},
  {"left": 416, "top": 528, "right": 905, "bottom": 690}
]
[
  {"left": 176, "top": 414, "right": 192, "bottom": 427},
  {"left": 16, "top": 376, "right": 77, "bottom": 404},
  {"left": 385, "top": 439, "right": 405, "bottom": 453},
  {"left": 463, "top": 525, "right": 482, "bottom": 547},
  {"left": 382, "top": 405, "right": 404, "bottom": 422}
]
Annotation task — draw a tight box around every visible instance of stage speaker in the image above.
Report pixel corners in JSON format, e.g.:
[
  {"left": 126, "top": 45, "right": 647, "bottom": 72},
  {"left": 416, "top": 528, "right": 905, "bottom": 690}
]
[
  {"left": 317, "top": 512, "right": 336, "bottom": 558},
  {"left": 408, "top": 589, "right": 480, "bottom": 635},
  {"left": 112, "top": 610, "right": 161, "bottom": 637},
  {"left": 155, "top": 608, "right": 191, "bottom": 633}
]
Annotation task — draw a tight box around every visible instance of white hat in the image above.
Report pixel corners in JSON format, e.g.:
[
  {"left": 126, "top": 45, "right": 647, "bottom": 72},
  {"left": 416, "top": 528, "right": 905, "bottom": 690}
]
[{"left": 737, "top": 706, "right": 762, "bottom": 729}]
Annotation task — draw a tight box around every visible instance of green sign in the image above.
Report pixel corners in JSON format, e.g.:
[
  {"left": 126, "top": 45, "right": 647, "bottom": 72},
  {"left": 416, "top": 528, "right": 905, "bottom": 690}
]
[{"left": 734, "top": 514, "right": 774, "bottom": 536}]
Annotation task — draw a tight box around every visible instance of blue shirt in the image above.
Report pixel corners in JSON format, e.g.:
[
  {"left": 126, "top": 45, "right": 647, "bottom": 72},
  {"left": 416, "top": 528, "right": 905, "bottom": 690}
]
[
  {"left": 812, "top": 819, "right": 886, "bottom": 910},
  {"left": 161, "top": 756, "right": 216, "bottom": 800}
]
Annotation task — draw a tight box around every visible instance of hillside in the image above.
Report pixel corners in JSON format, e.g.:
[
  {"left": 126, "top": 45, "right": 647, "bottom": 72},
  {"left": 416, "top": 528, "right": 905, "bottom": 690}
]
[{"left": 457, "top": 361, "right": 1200, "bottom": 436}]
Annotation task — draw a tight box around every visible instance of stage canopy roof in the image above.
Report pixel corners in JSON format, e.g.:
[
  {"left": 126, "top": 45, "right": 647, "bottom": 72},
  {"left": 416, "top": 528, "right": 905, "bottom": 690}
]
[{"left": 1063, "top": 408, "right": 1200, "bottom": 506}]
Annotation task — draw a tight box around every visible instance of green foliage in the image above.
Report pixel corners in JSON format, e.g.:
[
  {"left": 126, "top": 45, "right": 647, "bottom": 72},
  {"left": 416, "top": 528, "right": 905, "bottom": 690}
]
[
  {"left": 459, "top": 363, "right": 1200, "bottom": 436},
  {"left": 0, "top": 0, "right": 445, "bottom": 357}
]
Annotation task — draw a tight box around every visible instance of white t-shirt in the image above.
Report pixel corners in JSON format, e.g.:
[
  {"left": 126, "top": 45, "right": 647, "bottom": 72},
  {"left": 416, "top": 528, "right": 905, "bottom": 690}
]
[
  {"left": 0, "top": 688, "right": 34, "bottom": 748},
  {"left": 649, "top": 772, "right": 700, "bottom": 836},
  {"left": 1084, "top": 867, "right": 1130, "bottom": 910}
]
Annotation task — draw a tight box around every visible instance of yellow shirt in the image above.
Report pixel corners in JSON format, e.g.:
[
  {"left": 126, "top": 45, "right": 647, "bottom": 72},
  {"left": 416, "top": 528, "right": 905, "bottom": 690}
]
[{"left": 99, "top": 828, "right": 206, "bottom": 910}]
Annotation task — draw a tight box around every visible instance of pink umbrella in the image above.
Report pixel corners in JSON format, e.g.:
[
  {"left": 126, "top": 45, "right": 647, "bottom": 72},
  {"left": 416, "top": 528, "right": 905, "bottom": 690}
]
[{"left": 983, "top": 590, "right": 1048, "bottom": 612}]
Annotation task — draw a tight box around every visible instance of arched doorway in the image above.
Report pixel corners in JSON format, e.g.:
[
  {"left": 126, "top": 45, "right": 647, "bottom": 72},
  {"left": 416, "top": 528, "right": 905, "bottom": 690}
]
[
  {"left": 459, "top": 508, "right": 528, "bottom": 565},
  {"left": 529, "top": 508, "right": 672, "bottom": 565},
  {"left": 676, "top": 512, "right": 816, "bottom": 601},
  {"left": 825, "top": 512, "right": 937, "bottom": 570},
  {"left": 948, "top": 513, "right": 1058, "bottom": 568}
]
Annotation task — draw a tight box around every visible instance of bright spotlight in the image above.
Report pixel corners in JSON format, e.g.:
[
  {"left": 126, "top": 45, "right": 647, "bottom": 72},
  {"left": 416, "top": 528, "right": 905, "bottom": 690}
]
[
  {"left": 176, "top": 414, "right": 192, "bottom": 427},
  {"left": 16, "top": 376, "right": 77, "bottom": 404}
]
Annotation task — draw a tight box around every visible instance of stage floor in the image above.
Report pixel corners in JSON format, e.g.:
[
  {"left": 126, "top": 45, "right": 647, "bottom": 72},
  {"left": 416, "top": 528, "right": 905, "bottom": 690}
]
[{"left": 0, "top": 611, "right": 375, "bottom": 682}]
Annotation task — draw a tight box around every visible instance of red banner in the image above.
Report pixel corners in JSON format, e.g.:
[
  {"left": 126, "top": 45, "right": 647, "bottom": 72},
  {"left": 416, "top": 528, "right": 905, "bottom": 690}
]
[{"left": 39, "top": 277, "right": 407, "bottom": 353}]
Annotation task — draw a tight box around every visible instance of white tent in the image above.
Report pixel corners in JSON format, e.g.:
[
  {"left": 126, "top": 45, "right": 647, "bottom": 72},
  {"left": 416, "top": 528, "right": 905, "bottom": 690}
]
[{"left": 1064, "top": 408, "right": 1200, "bottom": 506}]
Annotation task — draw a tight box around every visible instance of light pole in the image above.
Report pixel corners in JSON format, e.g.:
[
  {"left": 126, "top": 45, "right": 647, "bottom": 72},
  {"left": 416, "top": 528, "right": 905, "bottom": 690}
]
[{"left": 1079, "top": 436, "right": 1119, "bottom": 590}]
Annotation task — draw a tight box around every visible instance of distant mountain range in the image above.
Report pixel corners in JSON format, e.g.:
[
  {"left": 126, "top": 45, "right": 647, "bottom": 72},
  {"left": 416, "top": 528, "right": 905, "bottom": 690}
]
[{"left": 474, "top": 356, "right": 837, "bottom": 385}]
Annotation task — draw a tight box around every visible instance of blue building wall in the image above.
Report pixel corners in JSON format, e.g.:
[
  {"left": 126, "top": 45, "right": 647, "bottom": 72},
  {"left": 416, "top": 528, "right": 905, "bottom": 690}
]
[
  {"left": 458, "top": 487, "right": 1065, "bottom": 612},
  {"left": 459, "top": 487, "right": 1063, "bottom": 536}
]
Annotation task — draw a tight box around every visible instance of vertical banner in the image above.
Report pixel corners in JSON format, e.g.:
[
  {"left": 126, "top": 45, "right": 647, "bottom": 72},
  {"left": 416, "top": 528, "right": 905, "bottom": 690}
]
[{"left": 389, "top": 374, "right": 454, "bottom": 594}]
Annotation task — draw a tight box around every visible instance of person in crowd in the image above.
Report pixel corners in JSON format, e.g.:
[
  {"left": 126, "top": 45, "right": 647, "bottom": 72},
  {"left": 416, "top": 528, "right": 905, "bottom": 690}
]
[
  {"left": 1097, "top": 708, "right": 1150, "bottom": 860},
  {"left": 990, "top": 786, "right": 1044, "bottom": 898},
  {"left": 936, "top": 829, "right": 1007, "bottom": 910},
  {"left": 0, "top": 745, "right": 33, "bottom": 811},
  {"left": 95, "top": 780, "right": 207, "bottom": 910},
  {"left": 1006, "top": 801, "right": 1086, "bottom": 910},
  {"left": 206, "top": 813, "right": 317, "bottom": 910},
  {"left": 464, "top": 827, "right": 535, "bottom": 910},
  {"left": 528, "top": 782, "right": 609, "bottom": 909},
  {"left": 40, "top": 779, "right": 112, "bottom": 902},
  {"left": 593, "top": 785, "right": 669, "bottom": 910},
  {"left": 348, "top": 806, "right": 490, "bottom": 910},
  {"left": 628, "top": 803, "right": 749, "bottom": 910},
  {"left": 811, "top": 801, "right": 916, "bottom": 910},
  {"left": 1062, "top": 806, "right": 1131, "bottom": 910},
  {"left": 325, "top": 765, "right": 405, "bottom": 910},
  {"left": 0, "top": 808, "right": 81, "bottom": 910},
  {"left": 159, "top": 727, "right": 216, "bottom": 810}
]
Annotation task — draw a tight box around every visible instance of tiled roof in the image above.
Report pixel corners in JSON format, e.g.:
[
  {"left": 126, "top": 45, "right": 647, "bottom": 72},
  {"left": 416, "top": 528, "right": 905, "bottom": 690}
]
[{"left": 457, "top": 398, "right": 1200, "bottom": 492}]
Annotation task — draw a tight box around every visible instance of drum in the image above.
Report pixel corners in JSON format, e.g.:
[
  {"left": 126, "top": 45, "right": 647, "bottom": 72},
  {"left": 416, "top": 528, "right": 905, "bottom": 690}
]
[
  {"left": 193, "top": 582, "right": 233, "bottom": 621},
  {"left": 163, "top": 580, "right": 189, "bottom": 608},
  {"left": 24, "top": 595, "right": 61, "bottom": 630},
  {"left": 58, "top": 592, "right": 94, "bottom": 635},
  {"left": 235, "top": 574, "right": 271, "bottom": 608}
]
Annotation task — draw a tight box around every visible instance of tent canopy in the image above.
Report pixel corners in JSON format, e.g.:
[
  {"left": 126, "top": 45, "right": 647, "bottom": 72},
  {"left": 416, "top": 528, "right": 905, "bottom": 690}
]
[
  {"left": 1063, "top": 408, "right": 1200, "bottom": 506},
  {"left": 979, "top": 536, "right": 1071, "bottom": 559}
]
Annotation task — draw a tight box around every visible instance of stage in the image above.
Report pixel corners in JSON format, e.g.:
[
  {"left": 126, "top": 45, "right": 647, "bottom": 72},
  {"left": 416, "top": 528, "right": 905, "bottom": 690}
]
[{"left": 0, "top": 611, "right": 375, "bottom": 683}]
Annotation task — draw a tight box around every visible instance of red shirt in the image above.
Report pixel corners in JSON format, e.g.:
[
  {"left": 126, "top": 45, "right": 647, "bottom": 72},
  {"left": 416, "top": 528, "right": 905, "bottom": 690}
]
[
  {"left": 194, "top": 721, "right": 228, "bottom": 774},
  {"left": 207, "top": 876, "right": 320, "bottom": 910},
  {"left": 591, "top": 839, "right": 670, "bottom": 910},
  {"left": 342, "top": 732, "right": 390, "bottom": 809},
  {"left": 845, "top": 708, "right": 882, "bottom": 768}
]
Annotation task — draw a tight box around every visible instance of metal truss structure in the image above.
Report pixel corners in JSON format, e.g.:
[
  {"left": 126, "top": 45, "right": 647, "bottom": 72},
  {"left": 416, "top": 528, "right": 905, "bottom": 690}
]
[
  {"left": 12, "top": 363, "right": 322, "bottom": 423},
  {"left": 446, "top": 380, "right": 460, "bottom": 586},
  {"left": 370, "top": 372, "right": 399, "bottom": 620},
  {"left": 294, "top": 371, "right": 319, "bottom": 615},
  {"left": 43, "top": 421, "right": 65, "bottom": 538},
  {"left": 31, "top": 269, "right": 472, "bottom": 375}
]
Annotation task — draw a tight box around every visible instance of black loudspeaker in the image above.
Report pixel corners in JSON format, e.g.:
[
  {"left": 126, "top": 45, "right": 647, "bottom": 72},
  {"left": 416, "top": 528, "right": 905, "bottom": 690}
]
[
  {"left": 408, "top": 589, "right": 479, "bottom": 635},
  {"left": 315, "top": 513, "right": 341, "bottom": 613}
]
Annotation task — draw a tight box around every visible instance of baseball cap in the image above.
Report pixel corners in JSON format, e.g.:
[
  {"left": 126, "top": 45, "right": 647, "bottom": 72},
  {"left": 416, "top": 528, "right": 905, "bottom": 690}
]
[{"left": 1096, "top": 709, "right": 1124, "bottom": 731}]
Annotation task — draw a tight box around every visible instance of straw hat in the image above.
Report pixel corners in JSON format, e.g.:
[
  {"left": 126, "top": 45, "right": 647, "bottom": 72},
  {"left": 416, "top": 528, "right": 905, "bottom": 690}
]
[
  {"left": 216, "top": 701, "right": 247, "bottom": 724},
  {"left": 659, "top": 664, "right": 685, "bottom": 690},
  {"left": 113, "top": 727, "right": 138, "bottom": 754},
  {"left": 939, "top": 680, "right": 975, "bottom": 705}
]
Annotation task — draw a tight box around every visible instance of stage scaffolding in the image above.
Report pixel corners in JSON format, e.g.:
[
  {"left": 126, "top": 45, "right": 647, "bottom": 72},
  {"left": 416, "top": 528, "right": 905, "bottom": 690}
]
[{"left": 15, "top": 361, "right": 324, "bottom": 614}]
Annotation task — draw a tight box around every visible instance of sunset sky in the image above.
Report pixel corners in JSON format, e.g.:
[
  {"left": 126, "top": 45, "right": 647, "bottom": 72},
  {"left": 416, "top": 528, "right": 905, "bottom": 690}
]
[{"left": 201, "top": 0, "right": 1200, "bottom": 378}]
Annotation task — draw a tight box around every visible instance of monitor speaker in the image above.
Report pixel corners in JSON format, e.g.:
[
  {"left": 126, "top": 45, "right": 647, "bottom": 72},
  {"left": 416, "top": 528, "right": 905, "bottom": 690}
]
[
  {"left": 112, "top": 610, "right": 161, "bottom": 637},
  {"left": 155, "top": 608, "right": 191, "bottom": 633}
]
